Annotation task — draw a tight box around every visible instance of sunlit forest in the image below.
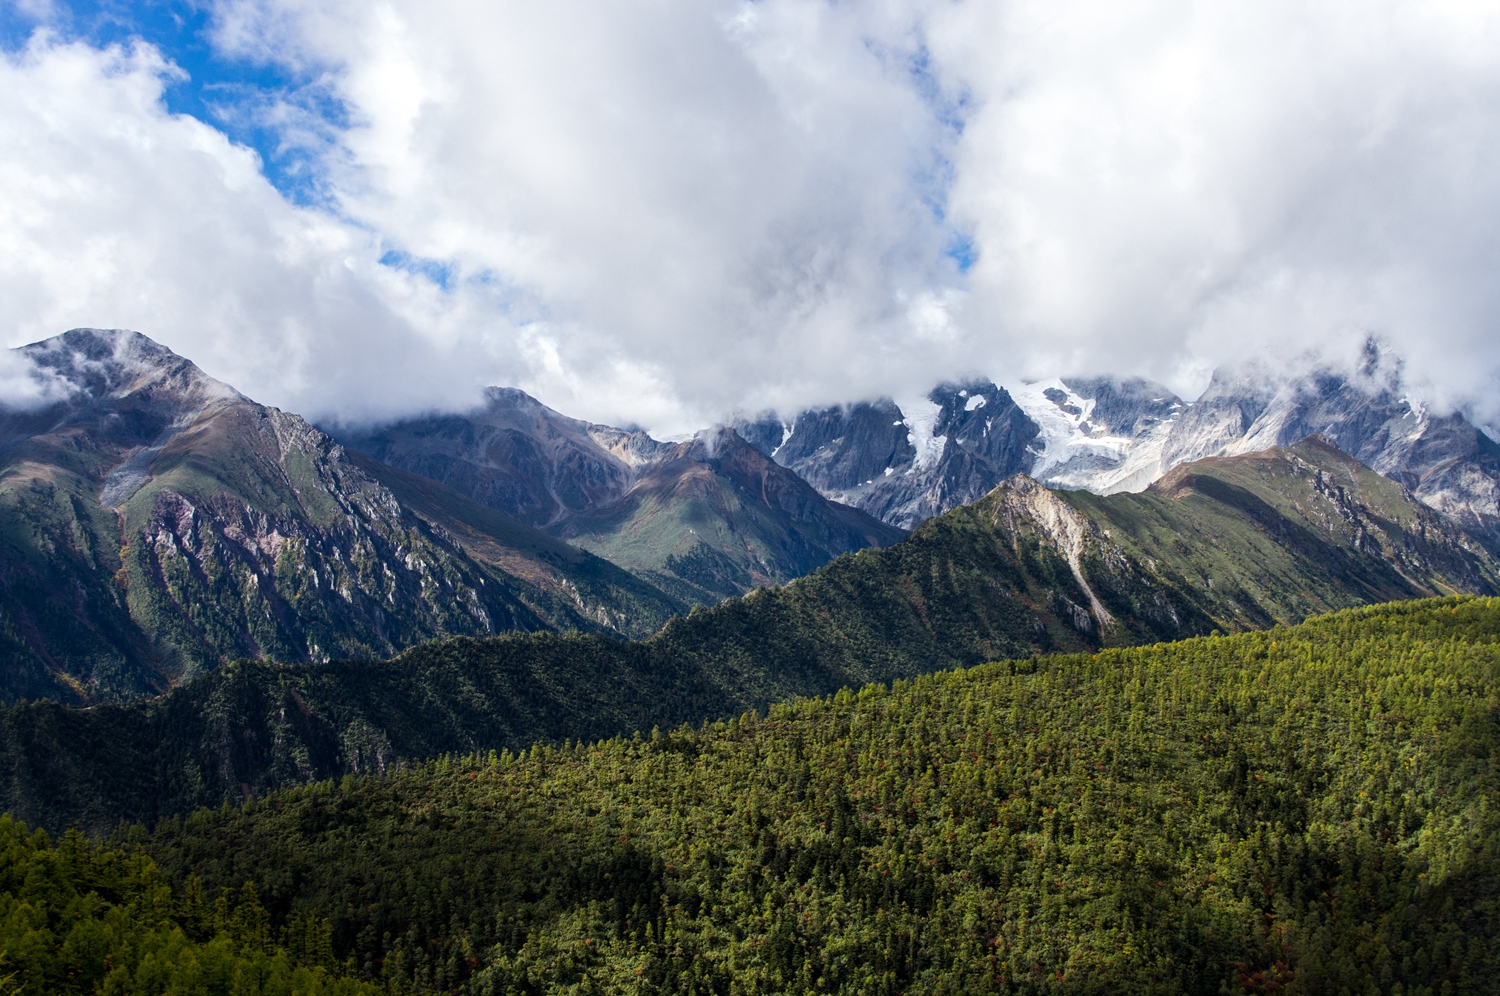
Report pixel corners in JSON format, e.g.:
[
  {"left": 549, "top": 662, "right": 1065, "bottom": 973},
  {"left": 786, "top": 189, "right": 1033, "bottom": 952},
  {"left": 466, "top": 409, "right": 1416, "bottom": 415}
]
[{"left": 4, "top": 596, "right": 1493, "bottom": 994}]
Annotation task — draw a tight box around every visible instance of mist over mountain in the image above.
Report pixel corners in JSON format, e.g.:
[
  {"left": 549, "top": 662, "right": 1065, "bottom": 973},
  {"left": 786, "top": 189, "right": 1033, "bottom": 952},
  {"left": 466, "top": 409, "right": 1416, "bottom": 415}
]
[{"left": 728, "top": 344, "right": 1500, "bottom": 543}]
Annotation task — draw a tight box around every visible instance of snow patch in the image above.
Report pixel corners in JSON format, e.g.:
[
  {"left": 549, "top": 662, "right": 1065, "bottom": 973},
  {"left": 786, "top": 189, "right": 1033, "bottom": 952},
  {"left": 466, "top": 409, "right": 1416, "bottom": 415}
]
[
  {"left": 964, "top": 394, "right": 987, "bottom": 412},
  {"left": 1009, "top": 378, "right": 1162, "bottom": 493},
  {"left": 1011, "top": 380, "right": 1126, "bottom": 476},
  {"left": 770, "top": 419, "right": 793, "bottom": 457},
  {"left": 896, "top": 396, "right": 947, "bottom": 473}
]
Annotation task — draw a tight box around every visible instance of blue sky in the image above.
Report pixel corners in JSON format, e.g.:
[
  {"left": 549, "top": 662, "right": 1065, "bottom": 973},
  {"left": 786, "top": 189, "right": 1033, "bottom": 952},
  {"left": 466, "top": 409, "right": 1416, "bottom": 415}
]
[{"left": 0, "top": 0, "right": 338, "bottom": 203}]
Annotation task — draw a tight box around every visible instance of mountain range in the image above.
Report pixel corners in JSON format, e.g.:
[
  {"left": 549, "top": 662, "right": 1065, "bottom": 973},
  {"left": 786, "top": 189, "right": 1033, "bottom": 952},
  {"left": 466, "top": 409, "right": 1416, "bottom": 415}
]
[
  {"left": 4, "top": 433, "right": 1495, "bottom": 834},
  {"left": 4, "top": 326, "right": 1498, "bottom": 711},
  {"left": 334, "top": 391, "right": 902, "bottom": 603},
  {"left": 732, "top": 341, "right": 1500, "bottom": 543},
  {"left": 0, "top": 330, "right": 695, "bottom": 702},
  {"left": 4, "top": 327, "right": 1499, "bottom": 993},
  {"left": 0, "top": 330, "right": 909, "bottom": 702}
]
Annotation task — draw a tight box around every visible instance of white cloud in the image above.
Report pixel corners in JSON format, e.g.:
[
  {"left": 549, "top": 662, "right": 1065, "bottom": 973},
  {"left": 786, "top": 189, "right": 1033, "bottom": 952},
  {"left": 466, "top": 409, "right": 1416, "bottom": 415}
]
[
  {"left": 927, "top": 0, "right": 1500, "bottom": 418},
  {"left": 208, "top": 0, "right": 963, "bottom": 427},
  {"left": 0, "top": 33, "right": 555, "bottom": 422},
  {"left": 1, "top": 0, "right": 1499, "bottom": 433}
]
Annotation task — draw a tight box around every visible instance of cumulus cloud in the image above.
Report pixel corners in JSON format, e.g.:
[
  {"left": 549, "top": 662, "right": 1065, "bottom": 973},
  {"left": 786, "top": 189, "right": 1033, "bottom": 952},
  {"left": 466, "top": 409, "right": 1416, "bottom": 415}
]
[
  {"left": 1, "top": 0, "right": 1498, "bottom": 433},
  {"left": 0, "top": 33, "right": 553, "bottom": 422}
]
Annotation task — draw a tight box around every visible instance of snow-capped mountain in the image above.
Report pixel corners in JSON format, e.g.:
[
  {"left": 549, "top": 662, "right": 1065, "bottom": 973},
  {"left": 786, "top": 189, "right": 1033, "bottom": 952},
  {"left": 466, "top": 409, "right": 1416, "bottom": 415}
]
[
  {"left": 1008, "top": 376, "right": 1185, "bottom": 494},
  {"left": 734, "top": 380, "right": 1040, "bottom": 530},
  {"left": 1156, "top": 356, "right": 1500, "bottom": 540},
  {"left": 734, "top": 344, "right": 1500, "bottom": 542}
]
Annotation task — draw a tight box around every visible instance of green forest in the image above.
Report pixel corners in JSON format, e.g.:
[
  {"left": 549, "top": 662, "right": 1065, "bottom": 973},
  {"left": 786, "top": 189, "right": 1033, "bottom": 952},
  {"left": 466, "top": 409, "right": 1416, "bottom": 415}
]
[
  {"left": 10, "top": 437, "right": 1495, "bottom": 839},
  {"left": 0, "top": 816, "right": 378, "bottom": 994},
  {"left": 3, "top": 595, "right": 1486, "bottom": 994}
]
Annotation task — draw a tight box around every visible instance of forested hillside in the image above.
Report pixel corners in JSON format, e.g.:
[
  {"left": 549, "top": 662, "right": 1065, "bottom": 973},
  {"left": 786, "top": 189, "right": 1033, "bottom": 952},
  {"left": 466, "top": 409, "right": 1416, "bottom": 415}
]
[
  {"left": 4, "top": 437, "right": 1496, "bottom": 835},
  {"left": 0, "top": 817, "right": 376, "bottom": 994},
  {"left": 120, "top": 596, "right": 1500, "bottom": 994}
]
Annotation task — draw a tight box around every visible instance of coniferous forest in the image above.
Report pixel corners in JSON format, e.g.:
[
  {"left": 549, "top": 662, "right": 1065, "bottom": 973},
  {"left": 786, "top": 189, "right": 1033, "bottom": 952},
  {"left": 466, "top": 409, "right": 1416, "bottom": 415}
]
[{"left": 3, "top": 596, "right": 1496, "bottom": 994}]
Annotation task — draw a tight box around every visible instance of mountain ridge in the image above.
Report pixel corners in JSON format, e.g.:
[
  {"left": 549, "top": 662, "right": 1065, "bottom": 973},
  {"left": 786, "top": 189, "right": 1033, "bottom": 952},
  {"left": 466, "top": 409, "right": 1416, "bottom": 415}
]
[
  {"left": 2, "top": 436, "right": 1494, "bottom": 834},
  {"left": 0, "top": 329, "right": 686, "bottom": 703},
  {"left": 337, "top": 392, "right": 904, "bottom": 602}
]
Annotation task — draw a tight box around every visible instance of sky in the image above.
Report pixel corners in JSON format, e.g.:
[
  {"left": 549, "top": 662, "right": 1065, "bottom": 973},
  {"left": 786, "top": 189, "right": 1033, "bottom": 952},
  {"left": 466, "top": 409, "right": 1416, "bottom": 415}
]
[{"left": 0, "top": 0, "right": 1497, "bottom": 435}]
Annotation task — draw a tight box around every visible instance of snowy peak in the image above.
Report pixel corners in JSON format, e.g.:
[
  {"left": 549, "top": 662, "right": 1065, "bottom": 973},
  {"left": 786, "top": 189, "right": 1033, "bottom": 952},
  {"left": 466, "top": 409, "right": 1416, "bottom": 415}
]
[
  {"left": 734, "top": 380, "right": 1039, "bottom": 530},
  {"left": 1155, "top": 357, "right": 1500, "bottom": 541},
  {"left": 1010, "top": 376, "right": 1183, "bottom": 495}
]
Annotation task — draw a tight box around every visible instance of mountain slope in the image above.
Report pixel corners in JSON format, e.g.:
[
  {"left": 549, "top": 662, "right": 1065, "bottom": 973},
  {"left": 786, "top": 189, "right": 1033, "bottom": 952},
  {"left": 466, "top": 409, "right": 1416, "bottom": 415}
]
[
  {"left": 552, "top": 428, "right": 905, "bottom": 601},
  {"left": 333, "top": 387, "right": 672, "bottom": 529},
  {"left": 132, "top": 597, "right": 1500, "bottom": 995},
  {"left": 3, "top": 437, "right": 1495, "bottom": 833},
  {"left": 0, "top": 329, "right": 683, "bottom": 703},
  {"left": 1160, "top": 352, "right": 1500, "bottom": 541},
  {"left": 1005, "top": 344, "right": 1500, "bottom": 544},
  {"left": 339, "top": 391, "right": 901, "bottom": 602},
  {"left": 737, "top": 379, "right": 1041, "bottom": 529}
]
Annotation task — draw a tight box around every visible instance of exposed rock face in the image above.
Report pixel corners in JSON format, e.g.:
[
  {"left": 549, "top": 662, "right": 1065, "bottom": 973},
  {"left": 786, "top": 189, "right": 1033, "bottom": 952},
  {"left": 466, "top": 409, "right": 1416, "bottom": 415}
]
[
  {"left": 992, "top": 475, "right": 1115, "bottom": 631},
  {"left": 0, "top": 330, "right": 681, "bottom": 703},
  {"left": 335, "top": 388, "right": 672, "bottom": 528},
  {"left": 735, "top": 380, "right": 1040, "bottom": 530}
]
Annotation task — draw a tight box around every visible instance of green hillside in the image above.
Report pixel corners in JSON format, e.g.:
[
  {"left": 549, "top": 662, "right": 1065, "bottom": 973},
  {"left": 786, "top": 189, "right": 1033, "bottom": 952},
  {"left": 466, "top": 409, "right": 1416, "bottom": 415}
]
[
  {"left": 125, "top": 596, "right": 1500, "bottom": 994},
  {"left": 553, "top": 429, "right": 905, "bottom": 603},
  {"left": 0, "top": 331, "right": 687, "bottom": 704},
  {"left": 3, "top": 438, "right": 1496, "bottom": 835}
]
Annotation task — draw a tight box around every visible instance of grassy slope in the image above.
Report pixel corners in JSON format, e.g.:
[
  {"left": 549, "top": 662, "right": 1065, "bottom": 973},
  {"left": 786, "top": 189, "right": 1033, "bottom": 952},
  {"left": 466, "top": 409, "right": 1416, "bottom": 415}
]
[
  {"left": 351, "top": 452, "right": 687, "bottom": 638},
  {"left": 0, "top": 455, "right": 161, "bottom": 701},
  {"left": 135, "top": 596, "right": 1500, "bottom": 995},
  {"left": 554, "top": 435, "right": 906, "bottom": 603},
  {"left": 1067, "top": 438, "right": 1496, "bottom": 630},
  {"left": 0, "top": 406, "right": 688, "bottom": 704}
]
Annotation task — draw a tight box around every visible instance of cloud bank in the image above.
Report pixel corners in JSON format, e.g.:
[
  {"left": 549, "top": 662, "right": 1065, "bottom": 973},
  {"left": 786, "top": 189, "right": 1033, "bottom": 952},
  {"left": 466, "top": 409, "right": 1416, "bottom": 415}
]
[{"left": 0, "top": 0, "right": 1497, "bottom": 432}]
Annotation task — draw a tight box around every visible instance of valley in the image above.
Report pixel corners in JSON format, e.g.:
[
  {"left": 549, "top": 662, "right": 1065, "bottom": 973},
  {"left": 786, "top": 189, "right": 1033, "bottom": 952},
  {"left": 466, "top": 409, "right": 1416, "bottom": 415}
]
[{"left": 2, "top": 330, "right": 1499, "bottom": 994}]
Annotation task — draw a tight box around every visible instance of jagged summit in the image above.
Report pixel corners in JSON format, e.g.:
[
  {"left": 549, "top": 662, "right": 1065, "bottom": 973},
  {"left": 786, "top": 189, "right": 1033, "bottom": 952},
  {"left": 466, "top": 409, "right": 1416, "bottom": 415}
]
[
  {"left": 733, "top": 379, "right": 1040, "bottom": 530},
  {"left": 731, "top": 348, "right": 1500, "bottom": 543},
  {"left": 15, "top": 328, "right": 243, "bottom": 407}
]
